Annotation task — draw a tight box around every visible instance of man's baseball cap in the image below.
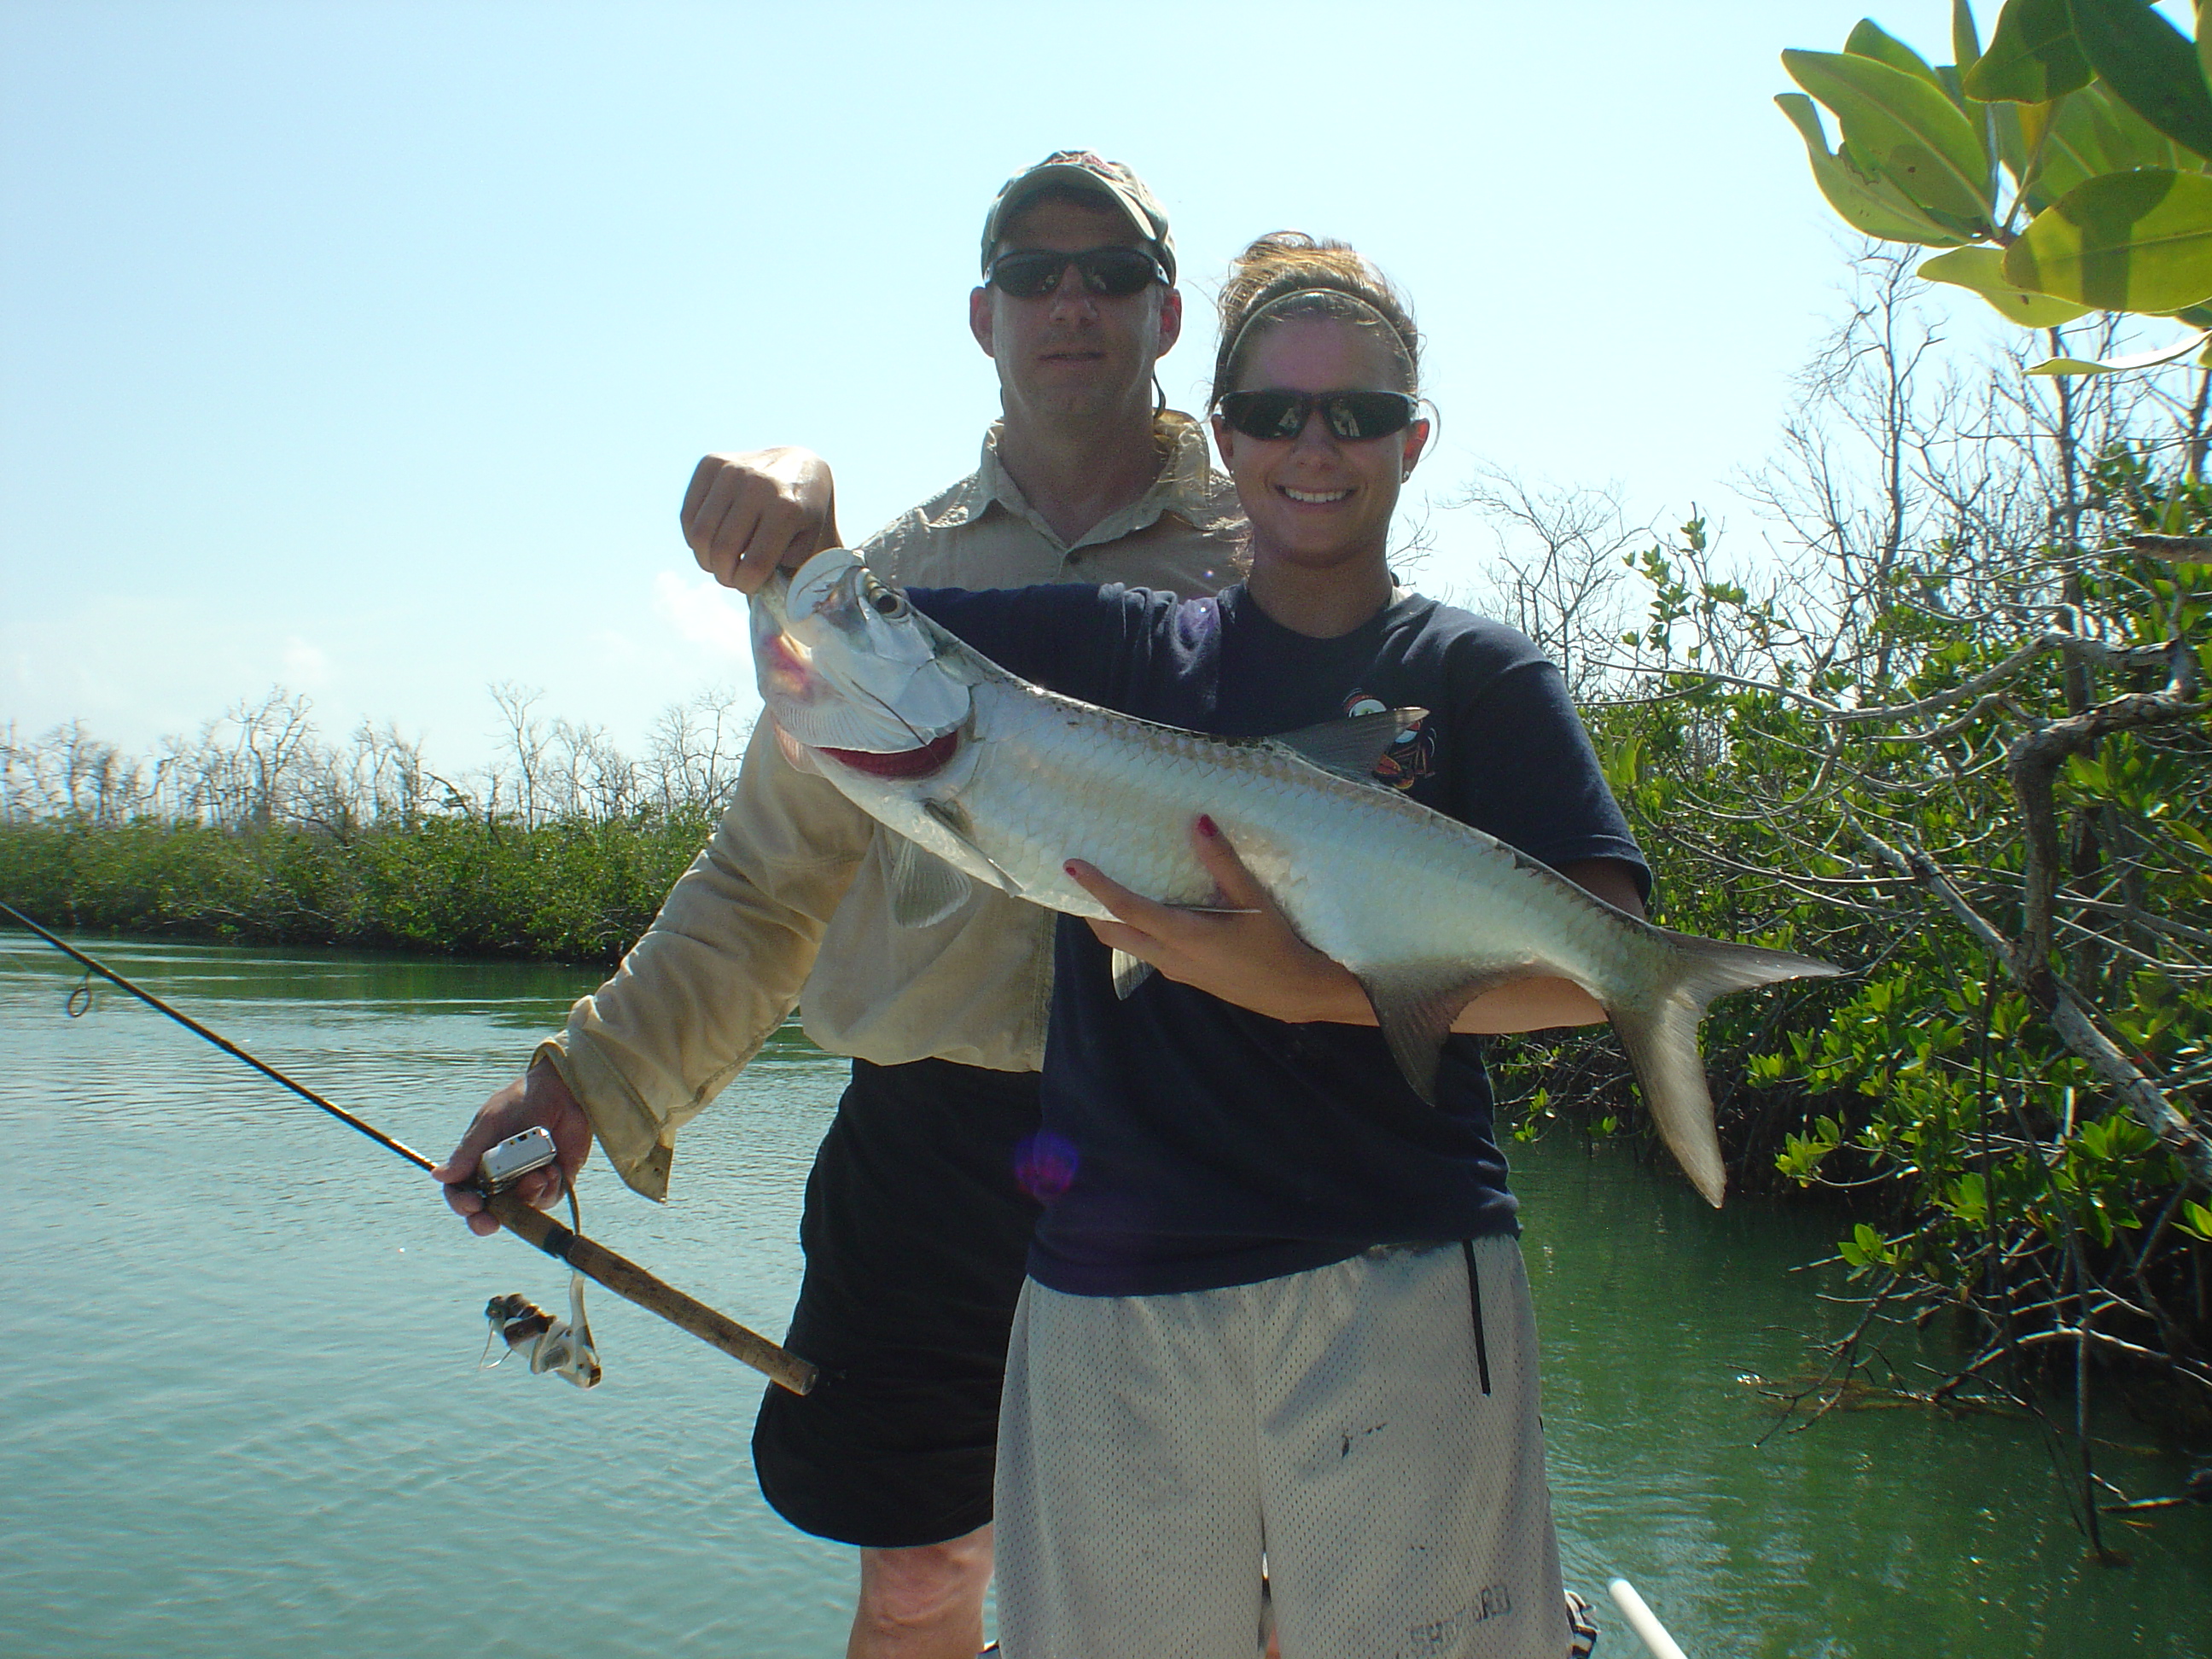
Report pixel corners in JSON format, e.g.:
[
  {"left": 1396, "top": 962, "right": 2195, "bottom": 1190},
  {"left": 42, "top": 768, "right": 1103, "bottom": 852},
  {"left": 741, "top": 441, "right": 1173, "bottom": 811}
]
[{"left": 980, "top": 150, "right": 1176, "bottom": 283}]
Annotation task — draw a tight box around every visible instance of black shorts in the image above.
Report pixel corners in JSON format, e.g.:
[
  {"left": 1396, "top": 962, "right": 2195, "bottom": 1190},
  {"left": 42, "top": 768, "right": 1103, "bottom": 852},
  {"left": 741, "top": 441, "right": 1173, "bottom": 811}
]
[{"left": 752, "top": 1057, "right": 1044, "bottom": 1549}]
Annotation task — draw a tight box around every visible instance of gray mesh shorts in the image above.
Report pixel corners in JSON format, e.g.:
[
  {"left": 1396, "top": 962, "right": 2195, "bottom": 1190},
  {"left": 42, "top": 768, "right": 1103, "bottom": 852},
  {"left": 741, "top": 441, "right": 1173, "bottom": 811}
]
[{"left": 993, "top": 1237, "right": 1572, "bottom": 1658}]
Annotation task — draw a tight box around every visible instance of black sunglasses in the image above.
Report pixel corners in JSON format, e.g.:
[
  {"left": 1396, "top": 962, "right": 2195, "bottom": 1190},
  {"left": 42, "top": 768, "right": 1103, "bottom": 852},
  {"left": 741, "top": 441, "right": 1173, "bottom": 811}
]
[
  {"left": 1215, "top": 389, "right": 1420, "bottom": 442},
  {"left": 987, "top": 245, "right": 1169, "bottom": 299}
]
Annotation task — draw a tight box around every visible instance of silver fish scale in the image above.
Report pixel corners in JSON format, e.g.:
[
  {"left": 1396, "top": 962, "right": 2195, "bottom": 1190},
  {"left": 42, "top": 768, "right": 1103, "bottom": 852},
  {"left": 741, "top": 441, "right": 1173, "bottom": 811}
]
[{"left": 842, "top": 678, "right": 1674, "bottom": 1011}]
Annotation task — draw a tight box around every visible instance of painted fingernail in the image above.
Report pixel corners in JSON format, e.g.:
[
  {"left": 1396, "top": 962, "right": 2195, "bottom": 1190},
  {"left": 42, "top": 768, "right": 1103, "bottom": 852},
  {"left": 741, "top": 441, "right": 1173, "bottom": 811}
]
[
  {"left": 1197, "top": 815, "right": 1219, "bottom": 838},
  {"left": 1064, "top": 860, "right": 1082, "bottom": 877}
]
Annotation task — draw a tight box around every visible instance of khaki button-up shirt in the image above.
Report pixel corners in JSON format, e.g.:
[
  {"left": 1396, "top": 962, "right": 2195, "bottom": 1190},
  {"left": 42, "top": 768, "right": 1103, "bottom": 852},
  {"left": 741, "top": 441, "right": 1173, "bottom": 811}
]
[{"left": 539, "top": 414, "right": 1243, "bottom": 1199}]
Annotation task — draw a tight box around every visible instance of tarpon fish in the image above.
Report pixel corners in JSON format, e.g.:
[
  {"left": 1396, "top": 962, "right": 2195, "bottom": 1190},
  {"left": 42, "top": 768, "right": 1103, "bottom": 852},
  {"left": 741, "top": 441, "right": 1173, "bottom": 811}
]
[{"left": 752, "top": 549, "right": 1842, "bottom": 1206}]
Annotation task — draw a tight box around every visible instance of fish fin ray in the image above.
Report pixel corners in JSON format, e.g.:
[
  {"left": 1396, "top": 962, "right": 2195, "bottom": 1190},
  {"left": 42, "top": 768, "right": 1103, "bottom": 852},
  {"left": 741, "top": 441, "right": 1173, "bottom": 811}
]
[
  {"left": 1611, "top": 933, "right": 1844, "bottom": 1208},
  {"left": 1355, "top": 962, "right": 1536, "bottom": 1105},
  {"left": 1109, "top": 950, "right": 1155, "bottom": 1000},
  {"left": 1269, "top": 708, "right": 1429, "bottom": 781},
  {"left": 918, "top": 797, "right": 1022, "bottom": 894},
  {"left": 1610, "top": 999, "right": 1727, "bottom": 1208},
  {"left": 884, "top": 831, "right": 974, "bottom": 928},
  {"left": 1647, "top": 928, "right": 1845, "bottom": 996}
]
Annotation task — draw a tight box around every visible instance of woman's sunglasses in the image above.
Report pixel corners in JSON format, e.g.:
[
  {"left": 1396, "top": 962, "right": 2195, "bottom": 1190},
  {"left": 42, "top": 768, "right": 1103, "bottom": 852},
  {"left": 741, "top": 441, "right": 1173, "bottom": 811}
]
[
  {"left": 987, "top": 246, "right": 1170, "bottom": 300},
  {"left": 1215, "top": 389, "right": 1420, "bottom": 443}
]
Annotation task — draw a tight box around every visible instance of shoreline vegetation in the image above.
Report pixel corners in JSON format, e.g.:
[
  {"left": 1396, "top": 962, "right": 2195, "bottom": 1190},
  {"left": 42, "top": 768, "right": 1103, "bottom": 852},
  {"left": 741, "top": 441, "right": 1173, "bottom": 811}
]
[
  {"left": 0, "top": 683, "right": 745, "bottom": 963},
  {"left": 7, "top": 257, "right": 2211, "bottom": 1532}
]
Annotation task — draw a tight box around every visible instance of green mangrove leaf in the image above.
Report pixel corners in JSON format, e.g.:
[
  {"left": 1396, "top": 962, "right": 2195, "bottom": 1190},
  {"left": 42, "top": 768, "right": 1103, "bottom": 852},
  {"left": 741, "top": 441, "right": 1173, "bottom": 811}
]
[
  {"left": 2005, "top": 166, "right": 2212, "bottom": 310},
  {"left": 1945, "top": 1172, "right": 1990, "bottom": 1227},
  {"left": 1955, "top": 0, "right": 1984, "bottom": 79},
  {"left": 1849, "top": 17, "right": 1943, "bottom": 84},
  {"left": 2176, "top": 1197, "right": 2212, "bottom": 1243},
  {"left": 1776, "top": 93, "right": 1976, "bottom": 244},
  {"left": 2069, "top": 0, "right": 2212, "bottom": 161},
  {"left": 1784, "top": 49, "right": 1997, "bottom": 229},
  {"left": 1921, "top": 244, "right": 2096, "bottom": 323},
  {"left": 2087, "top": 75, "right": 2193, "bottom": 172},
  {"left": 2029, "top": 329, "right": 2212, "bottom": 373},
  {"left": 1964, "top": 0, "right": 2093, "bottom": 102}
]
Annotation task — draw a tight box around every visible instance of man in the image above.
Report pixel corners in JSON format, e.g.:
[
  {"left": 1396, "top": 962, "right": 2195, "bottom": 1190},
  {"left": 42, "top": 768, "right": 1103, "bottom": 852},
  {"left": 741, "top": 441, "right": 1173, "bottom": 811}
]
[{"left": 436, "top": 152, "right": 1240, "bottom": 1659}]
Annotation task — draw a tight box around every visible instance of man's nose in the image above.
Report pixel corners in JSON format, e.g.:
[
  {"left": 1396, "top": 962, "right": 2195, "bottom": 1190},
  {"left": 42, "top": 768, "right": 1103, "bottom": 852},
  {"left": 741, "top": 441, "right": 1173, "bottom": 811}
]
[{"left": 1045, "top": 262, "right": 1099, "bottom": 323}]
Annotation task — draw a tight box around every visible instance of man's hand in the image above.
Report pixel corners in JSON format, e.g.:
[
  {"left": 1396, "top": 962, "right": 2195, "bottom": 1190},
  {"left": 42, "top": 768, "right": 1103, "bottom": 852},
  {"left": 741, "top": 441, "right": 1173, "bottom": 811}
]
[
  {"left": 433, "top": 1062, "right": 595, "bottom": 1237},
  {"left": 681, "top": 446, "right": 841, "bottom": 594},
  {"left": 1065, "top": 817, "right": 1629, "bottom": 1034}
]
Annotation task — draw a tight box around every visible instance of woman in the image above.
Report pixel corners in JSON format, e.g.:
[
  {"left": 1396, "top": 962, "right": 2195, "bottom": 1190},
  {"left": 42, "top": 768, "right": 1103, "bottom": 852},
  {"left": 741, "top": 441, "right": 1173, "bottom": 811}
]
[{"left": 905, "top": 234, "right": 1643, "bottom": 1658}]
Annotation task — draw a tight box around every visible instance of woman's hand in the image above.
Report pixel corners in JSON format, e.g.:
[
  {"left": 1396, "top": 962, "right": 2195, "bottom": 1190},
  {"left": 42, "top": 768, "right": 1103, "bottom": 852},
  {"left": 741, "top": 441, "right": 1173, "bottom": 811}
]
[
  {"left": 1065, "top": 816, "right": 1629, "bottom": 1034},
  {"left": 1064, "top": 815, "right": 1376, "bottom": 1026}
]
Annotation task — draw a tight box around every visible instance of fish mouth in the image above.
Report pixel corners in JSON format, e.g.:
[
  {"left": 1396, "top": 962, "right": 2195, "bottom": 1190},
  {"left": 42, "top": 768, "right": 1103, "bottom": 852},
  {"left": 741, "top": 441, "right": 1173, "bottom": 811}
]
[
  {"left": 759, "top": 549, "right": 975, "bottom": 753},
  {"left": 818, "top": 729, "right": 963, "bottom": 778}
]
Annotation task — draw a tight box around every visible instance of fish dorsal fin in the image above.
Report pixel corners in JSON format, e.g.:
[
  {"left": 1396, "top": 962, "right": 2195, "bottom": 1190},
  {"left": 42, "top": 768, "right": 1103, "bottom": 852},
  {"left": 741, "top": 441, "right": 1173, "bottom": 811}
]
[
  {"left": 1271, "top": 708, "right": 1428, "bottom": 782},
  {"left": 884, "top": 830, "right": 974, "bottom": 928},
  {"left": 1353, "top": 963, "right": 1537, "bottom": 1103},
  {"left": 1109, "top": 950, "right": 1155, "bottom": 1000}
]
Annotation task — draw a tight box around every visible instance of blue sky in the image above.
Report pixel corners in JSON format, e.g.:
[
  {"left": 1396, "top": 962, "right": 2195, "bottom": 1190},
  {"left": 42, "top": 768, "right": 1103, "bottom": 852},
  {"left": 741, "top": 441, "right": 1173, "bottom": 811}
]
[{"left": 2, "top": 2, "right": 2055, "bottom": 771}]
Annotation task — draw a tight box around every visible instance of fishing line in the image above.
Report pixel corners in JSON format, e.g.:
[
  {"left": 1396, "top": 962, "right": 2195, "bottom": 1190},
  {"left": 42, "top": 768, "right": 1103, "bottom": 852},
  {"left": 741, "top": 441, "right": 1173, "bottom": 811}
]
[
  {"left": 2, "top": 899, "right": 438, "bottom": 1171},
  {"left": 0, "top": 899, "right": 817, "bottom": 1394}
]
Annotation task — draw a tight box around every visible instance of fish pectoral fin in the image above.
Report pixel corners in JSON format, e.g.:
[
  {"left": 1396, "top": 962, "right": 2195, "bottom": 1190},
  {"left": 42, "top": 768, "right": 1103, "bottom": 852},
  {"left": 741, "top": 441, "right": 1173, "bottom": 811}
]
[
  {"left": 919, "top": 797, "right": 1022, "bottom": 894},
  {"left": 1355, "top": 962, "right": 1538, "bottom": 1105},
  {"left": 884, "top": 830, "right": 975, "bottom": 928},
  {"left": 1270, "top": 707, "right": 1429, "bottom": 782},
  {"left": 1109, "top": 950, "right": 1155, "bottom": 1000}
]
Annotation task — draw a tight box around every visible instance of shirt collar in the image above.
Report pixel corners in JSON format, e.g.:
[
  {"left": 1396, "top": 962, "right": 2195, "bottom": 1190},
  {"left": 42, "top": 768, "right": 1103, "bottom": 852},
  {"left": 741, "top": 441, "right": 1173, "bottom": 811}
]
[{"left": 928, "top": 410, "right": 1230, "bottom": 550}]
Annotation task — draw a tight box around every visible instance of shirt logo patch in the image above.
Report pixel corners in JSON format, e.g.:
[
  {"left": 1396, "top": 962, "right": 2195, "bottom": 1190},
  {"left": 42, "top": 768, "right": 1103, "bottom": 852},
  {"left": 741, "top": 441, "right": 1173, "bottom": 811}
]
[{"left": 1344, "top": 694, "right": 1435, "bottom": 792}]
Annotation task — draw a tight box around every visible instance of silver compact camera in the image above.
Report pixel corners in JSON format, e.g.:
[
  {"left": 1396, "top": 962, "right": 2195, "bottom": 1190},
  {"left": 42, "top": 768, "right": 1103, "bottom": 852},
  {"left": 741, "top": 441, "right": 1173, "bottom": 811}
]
[{"left": 477, "top": 1126, "right": 558, "bottom": 1192}]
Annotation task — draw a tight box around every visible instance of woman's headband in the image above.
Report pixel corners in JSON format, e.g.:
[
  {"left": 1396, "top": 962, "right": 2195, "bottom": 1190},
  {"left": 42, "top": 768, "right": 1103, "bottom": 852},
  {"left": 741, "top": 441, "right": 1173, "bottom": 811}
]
[{"left": 1220, "top": 286, "right": 1413, "bottom": 398}]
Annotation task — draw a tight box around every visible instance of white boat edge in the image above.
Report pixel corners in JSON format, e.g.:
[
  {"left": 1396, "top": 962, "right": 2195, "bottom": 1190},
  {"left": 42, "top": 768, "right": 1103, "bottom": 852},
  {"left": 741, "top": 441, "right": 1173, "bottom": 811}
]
[{"left": 1607, "top": 1577, "right": 1691, "bottom": 1659}]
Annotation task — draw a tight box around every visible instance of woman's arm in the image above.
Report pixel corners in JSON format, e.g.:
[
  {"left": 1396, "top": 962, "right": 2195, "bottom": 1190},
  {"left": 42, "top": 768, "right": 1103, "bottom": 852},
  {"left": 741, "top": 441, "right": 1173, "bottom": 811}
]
[{"left": 1065, "top": 817, "right": 1645, "bottom": 1035}]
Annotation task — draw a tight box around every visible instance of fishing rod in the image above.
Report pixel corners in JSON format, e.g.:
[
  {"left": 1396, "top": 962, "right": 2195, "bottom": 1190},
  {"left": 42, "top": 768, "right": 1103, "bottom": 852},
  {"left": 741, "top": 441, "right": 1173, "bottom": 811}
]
[{"left": 0, "top": 901, "right": 815, "bottom": 1396}]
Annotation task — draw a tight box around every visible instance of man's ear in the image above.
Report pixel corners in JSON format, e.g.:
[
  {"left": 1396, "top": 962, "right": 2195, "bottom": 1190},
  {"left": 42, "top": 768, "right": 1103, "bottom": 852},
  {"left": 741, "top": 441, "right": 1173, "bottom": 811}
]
[
  {"left": 1155, "top": 285, "right": 1183, "bottom": 357},
  {"left": 1210, "top": 410, "right": 1236, "bottom": 469},
  {"left": 969, "top": 287, "right": 995, "bottom": 358}
]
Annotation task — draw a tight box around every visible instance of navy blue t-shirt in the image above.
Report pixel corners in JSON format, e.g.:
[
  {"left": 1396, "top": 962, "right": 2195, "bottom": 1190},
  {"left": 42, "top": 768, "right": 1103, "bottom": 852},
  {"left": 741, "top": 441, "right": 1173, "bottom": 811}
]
[{"left": 909, "top": 582, "right": 1647, "bottom": 1296}]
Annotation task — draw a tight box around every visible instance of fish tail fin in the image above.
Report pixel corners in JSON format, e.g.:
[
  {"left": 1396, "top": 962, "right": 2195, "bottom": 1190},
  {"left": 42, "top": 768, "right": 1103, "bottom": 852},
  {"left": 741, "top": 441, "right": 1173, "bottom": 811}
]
[{"left": 1614, "top": 934, "right": 1843, "bottom": 1209}]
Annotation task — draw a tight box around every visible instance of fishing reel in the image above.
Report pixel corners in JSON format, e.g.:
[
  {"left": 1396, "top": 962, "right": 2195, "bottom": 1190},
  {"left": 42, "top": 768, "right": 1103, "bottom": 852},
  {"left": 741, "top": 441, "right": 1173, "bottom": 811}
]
[
  {"left": 481, "top": 1284, "right": 602, "bottom": 1389},
  {"left": 474, "top": 1126, "right": 602, "bottom": 1389}
]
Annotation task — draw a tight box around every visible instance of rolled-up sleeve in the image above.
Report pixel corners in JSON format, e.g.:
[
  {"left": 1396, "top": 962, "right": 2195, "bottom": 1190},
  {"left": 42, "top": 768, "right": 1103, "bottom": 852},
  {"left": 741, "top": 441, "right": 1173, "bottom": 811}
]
[{"left": 533, "top": 719, "right": 876, "bottom": 1200}]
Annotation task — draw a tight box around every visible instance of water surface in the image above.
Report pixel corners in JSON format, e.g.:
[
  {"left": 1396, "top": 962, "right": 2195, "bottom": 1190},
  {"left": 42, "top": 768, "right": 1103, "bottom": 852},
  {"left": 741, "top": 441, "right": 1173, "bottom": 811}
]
[{"left": 2, "top": 937, "right": 2203, "bottom": 1656}]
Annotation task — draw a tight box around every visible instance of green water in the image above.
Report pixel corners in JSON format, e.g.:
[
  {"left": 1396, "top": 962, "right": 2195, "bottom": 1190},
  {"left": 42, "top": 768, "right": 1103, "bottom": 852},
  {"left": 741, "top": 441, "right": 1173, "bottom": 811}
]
[{"left": 2, "top": 937, "right": 2204, "bottom": 1657}]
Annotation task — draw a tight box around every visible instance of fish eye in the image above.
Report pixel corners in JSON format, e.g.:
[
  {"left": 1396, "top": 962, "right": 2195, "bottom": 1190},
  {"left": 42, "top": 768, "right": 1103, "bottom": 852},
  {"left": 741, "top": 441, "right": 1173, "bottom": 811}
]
[{"left": 864, "top": 579, "right": 908, "bottom": 618}]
